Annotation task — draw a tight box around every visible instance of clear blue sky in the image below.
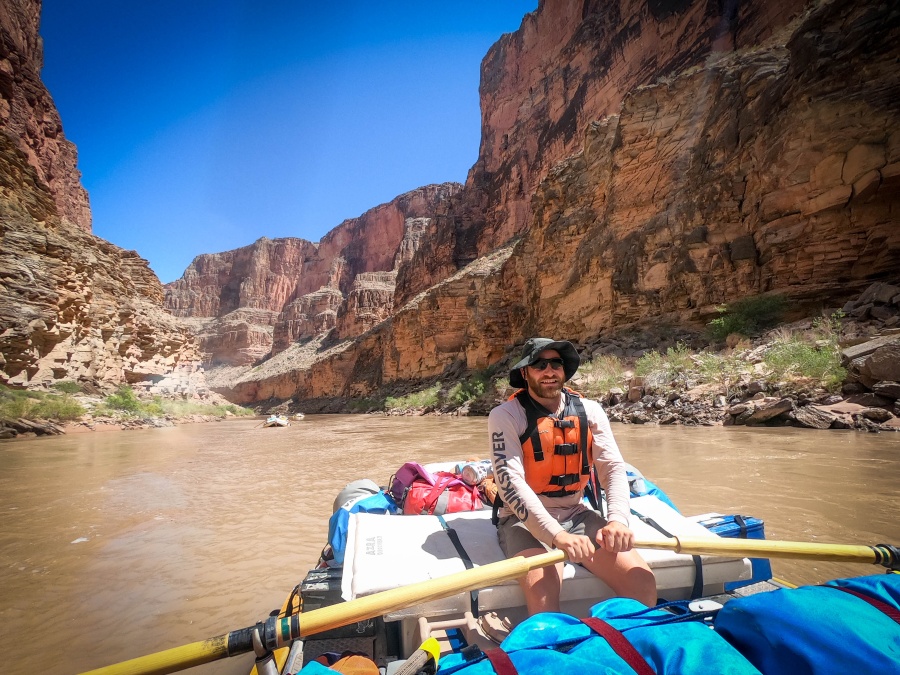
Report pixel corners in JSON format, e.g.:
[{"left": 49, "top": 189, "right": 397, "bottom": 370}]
[{"left": 39, "top": 1, "right": 536, "bottom": 283}]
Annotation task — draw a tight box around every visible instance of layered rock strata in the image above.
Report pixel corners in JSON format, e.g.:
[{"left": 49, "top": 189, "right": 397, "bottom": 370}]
[
  {"left": 217, "top": 0, "right": 900, "bottom": 406},
  {"left": 181, "top": 310, "right": 279, "bottom": 368},
  {"left": 506, "top": 0, "right": 900, "bottom": 341},
  {"left": 395, "top": 0, "right": 810, "bottom": 305},
  {"left": 165, "top": 185, "right": 461, "bottom": 364},
  {"left": 0, "top": 0, "right": 90, "bottom": 231},
  {"left": 223, "top": 244, "right": 518, "bottom": 405},
  {"left": 0, "top": 135, "right": 204, "bottom": 389},
  {"left": 0, "top": 1, "right": 210, "bottom": 394}
]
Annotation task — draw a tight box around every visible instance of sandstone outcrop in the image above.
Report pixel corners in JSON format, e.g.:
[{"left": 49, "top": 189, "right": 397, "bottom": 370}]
[
  {"left": 0, "top": 136, "right": 204, "bottom": 389},
  {"left": 165, "top": 185, "right": 461, "bottom": 365},
  {"left": 222, "top": 244, "right": 518, "bottom": 405},
  {"left": 0, "top": 0, "right": 90, "bottom": 231},
  {"left": 499, "top": 0, "right": 899, "bottom": 343},
  {"left": 0, "top": 1, "right": 211, "bottom": 396},
  {"left": 182, "top": 310, "right": 278, "bottom": 367},
  {"left": 395, "top": 0, "right": 810, "bottom": 305}
]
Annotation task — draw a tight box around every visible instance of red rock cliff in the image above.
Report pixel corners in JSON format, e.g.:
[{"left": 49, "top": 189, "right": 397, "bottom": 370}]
[
  {"left": 0, "top": 0, "right": 208, "bottom": 395},
  {"left": 395, "top": 0, "right": 809, "bottom": 305},
  {"left": 222, "top": 0, "right": 900, "bottom": 406},
  {"left": 0, "top": 0, "right": 90, "bottom": 231},
  {"left": 511, "top": 0, "right": 900, "bottom": 340},
  {"left": 164, "top": 184, "right": 461, "bottom": 365}
]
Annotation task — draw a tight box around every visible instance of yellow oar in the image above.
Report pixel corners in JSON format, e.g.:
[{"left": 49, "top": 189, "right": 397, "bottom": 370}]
[
  {"left": 78, "top": 549, "right": 567, "bottom": 675},
  {"left": 634, "top": 536, "right": 900, "bottom": 567}
]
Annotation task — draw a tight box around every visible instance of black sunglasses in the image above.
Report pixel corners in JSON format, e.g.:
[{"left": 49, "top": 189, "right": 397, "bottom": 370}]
[{"left": 528, "top": 357, "right": 565, "bottom": 371}]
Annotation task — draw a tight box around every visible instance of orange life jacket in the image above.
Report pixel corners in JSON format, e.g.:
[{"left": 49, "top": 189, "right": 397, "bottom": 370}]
[{"left": 510, "top": 388, "right": 594, "bottom": 497}]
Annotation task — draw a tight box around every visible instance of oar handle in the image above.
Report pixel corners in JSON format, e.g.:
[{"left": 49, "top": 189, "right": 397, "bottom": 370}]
[{"left": 635, "top": 536, "right": 900, "bottom": 567}]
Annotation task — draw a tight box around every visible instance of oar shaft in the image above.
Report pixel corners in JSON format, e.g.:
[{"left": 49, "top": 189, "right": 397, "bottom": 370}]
[
  {"left": 635, "top": 536, "right": 884, "bottom": 564},
  {"left": 289, "top": 549, "right": 565, "bottom": 639},
  {"left": 79, "top": 549, "right": 566, "bottom": 675},
  {"left": 78, "top": 636, "right": 230, "bottom": 675}
]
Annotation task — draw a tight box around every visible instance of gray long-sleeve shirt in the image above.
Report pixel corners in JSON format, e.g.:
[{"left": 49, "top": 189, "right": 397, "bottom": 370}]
[{"left": 488, "top": 392, "right": 630, "bottom": 546}]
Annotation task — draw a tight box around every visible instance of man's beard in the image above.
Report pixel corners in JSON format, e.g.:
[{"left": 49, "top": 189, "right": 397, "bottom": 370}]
[{"left": 524, "top": 369, "right": 564, "bottom": 400}]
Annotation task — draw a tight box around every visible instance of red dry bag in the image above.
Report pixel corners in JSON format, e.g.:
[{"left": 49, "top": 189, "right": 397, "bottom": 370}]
[{"left": 402, "top": 471, "right": 484, "bottom": 516}]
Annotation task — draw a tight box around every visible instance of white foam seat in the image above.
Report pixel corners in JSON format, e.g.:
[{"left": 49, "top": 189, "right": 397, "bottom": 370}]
[{"left": 342, "top": 495, "right": 751, "bottom": 622}]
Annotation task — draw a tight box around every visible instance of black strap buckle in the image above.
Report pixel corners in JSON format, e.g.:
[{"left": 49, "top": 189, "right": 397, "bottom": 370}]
[{"left": 549, "top": 473, "right": 580, "bottom": 487}]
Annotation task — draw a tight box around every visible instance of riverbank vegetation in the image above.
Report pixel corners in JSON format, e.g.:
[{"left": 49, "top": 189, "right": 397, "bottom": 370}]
[
  {"left": 6, "top": 288, "right": 898, "bottom": 434},
  {"left": 373, "top": 296, "right": 888, "bottom": 432},
  {"left": 96, "top": 385, "right": 252, "bottom": 419},
  {"left": 0, "top": 383, "right": 252, "bottom": 439},
  {"left": 377, "top": 321, "right": 846, "bottom": 416},
  {"left": 0, "top": 385, "right": 86, "bottom": 421},
  {"left": 579, "top": 316, "right": 846, "bottom": 402}
]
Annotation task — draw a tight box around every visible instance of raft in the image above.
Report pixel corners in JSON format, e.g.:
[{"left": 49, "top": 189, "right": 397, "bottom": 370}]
[
  {"left": 258, "top": 464, "right": 753, "bottom": 673},
  {"left": 254, "top": 463, "right": 898, "bottom": 675}
]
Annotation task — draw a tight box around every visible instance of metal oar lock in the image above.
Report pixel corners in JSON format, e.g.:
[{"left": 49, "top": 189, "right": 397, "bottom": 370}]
[{"left": 252, "top": 618, "right": 281, "bottom": 675}]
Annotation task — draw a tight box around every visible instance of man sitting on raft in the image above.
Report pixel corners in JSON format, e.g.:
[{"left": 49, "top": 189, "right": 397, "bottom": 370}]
[{"left": 489, "top": 337, "right": 657, "bottom": 614}]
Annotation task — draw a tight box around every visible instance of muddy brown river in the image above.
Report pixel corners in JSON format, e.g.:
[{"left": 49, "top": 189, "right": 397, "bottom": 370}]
[{"left": 1, "top": 416, "right": 898, "bottom": 674}]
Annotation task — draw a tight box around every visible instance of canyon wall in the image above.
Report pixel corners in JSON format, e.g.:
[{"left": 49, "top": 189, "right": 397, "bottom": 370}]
[
  {"left": 0, "top": 1, "right": 208, "bottom": 395},
  {"left": 164, "top": 184, "right": 461, "bottom": 365},
  {"left": 6, "top": 0, "right": 897, "bottom": 409},
  {"left": 512, "top": 0, "right": 899, "bottom": 339},
  {"left": 221, "top": 0, "right": 900, "bottom": 407},
  {"left": 394, "top": 0, "right": 810, "bottom": 305},
  {"left": 0, "top": 134, "right": 206, "bottom": 392},
  {"left": 0, "top": 0, "right": 90, "bottom": 231}
]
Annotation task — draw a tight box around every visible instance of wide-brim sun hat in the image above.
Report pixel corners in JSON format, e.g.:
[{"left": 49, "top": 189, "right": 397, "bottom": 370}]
[{"left": 509, "top": 337, "right": 580, "bottom": 389}]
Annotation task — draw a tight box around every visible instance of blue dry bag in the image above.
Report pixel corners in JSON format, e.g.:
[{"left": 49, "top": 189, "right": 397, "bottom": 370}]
[
  {"left": 714, "top": 573, "right": 900, "bottom": 674},
  {"left": 437, "top": 597, "right": 759, "bottom": 674}
]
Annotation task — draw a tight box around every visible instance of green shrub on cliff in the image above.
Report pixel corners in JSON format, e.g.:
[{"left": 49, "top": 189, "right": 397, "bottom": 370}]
[
  {"left": 578, "top": 354, "right": 625, "bottom": 398},
  {"left": 694, "top": 352, "right": 751, "bottom": 399},
  {"left": 385, "top": 384, "right": 441, "bottom": 411},
  {"left": 104, "top": 386, "right": 142, "bottom": 412},
  {"left": 634, "top": 343, "right": 694, "bottom": 389},
  {"left": 707, "top": 294, "right": 788, "bottom": 340},
  {"left": 447, "top": 372, "right": 489, "bottom": 405},
  {"left": 763, "top": 337, "right": 845, "bottom": 390},
  {"left": 51, "top": 381, "right": 82, "bottom": 394}
]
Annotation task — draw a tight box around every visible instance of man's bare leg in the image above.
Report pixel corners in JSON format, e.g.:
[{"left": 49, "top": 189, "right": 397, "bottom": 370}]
[
  {"left": 582, "top": 548, "right": 656, "bottom": 607},
  {"left": 516, "top": 547, "right": 565, "bottom": 614}
]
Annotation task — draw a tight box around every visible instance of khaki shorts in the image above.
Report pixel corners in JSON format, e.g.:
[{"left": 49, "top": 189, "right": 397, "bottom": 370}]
[{"left": 497, "top": 508, "right": 608, "bottom": 557}]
